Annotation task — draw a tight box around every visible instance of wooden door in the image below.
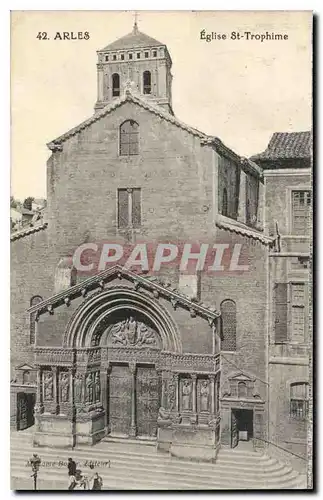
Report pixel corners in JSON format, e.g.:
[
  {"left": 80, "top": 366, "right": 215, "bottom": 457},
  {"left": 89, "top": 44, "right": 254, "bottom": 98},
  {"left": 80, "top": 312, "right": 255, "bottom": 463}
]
[
  {"left": 231, "top": 410, "right": 239, "bottom": 448},
  {"left": 136, "top": 366, "right": 160, "bottom": 438},
  {"left": 109, "top": 365, "right": 131, "bottom": 436}
]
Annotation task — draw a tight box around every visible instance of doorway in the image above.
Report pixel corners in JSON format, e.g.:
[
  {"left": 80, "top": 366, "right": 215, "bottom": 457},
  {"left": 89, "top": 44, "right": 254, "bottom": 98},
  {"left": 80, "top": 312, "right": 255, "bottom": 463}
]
[
  {"left": 108, "top": 364, "right": 160, "bottom": 439},
  {"left": 231, "top": 409, "right": 253, "bottom": 448},
  {"left": 17, "top": 392, "right": 35, "bottom": 430}
]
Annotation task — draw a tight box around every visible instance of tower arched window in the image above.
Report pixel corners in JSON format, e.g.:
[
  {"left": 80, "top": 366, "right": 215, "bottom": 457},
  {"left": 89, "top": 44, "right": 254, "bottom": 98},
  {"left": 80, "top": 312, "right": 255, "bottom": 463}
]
[
  {"left": 143, "top": 70, "right": 152, "bottom": 94},
  {"left": 222, "top": 188, "right": 228, "bottom": 216},
  {"left": 30, "top": 295, "right": 43, "bottom": 344},
  {"left": 112, "top": 73, "right": 120, "bottom": 97},
  {"left": 220, "top": 299, "right": 236, "bottom": 351},
  {"left": 119, "top": 120, "right": 139, "bottom": 156}
]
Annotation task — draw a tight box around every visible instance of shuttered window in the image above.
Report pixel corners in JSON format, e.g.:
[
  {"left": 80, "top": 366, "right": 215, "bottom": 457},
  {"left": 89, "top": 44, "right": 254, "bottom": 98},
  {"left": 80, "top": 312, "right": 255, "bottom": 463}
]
[
  {"left": 291, "top": 283, "right": 306, "bottom": 343},
  {"left": 292, "top": 190, "right": 311, "bottom": 235},
  {"left": 274, "top": 283, "right": 288, "bottom": 343},
  {"left": 220, "top": 300, "right": 236, "bottom": 351},
  {"left": 290, "top": 382, "right": 309, "bottom": 420},
  {"left": 118, "top": 188, "right": 141, "bottom": 229}
]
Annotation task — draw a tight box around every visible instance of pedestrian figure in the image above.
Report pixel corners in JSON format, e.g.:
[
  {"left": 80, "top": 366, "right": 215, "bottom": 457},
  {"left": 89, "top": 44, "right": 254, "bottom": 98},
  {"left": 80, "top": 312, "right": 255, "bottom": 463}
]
[
  {"left": 29, "top": 453, "right": 41, "bottom": 490},
  {"left": 69, "top": 469, "right": 88, "bottom": 490},
  {"left": 67, "top": 457, "right": 77, "bottom": 477},
  {"left": 88, "top": 463, "right": 103, "bottom": 490},
  {"left": 92, "top": 472, "right": 103, "bottom": 490}
]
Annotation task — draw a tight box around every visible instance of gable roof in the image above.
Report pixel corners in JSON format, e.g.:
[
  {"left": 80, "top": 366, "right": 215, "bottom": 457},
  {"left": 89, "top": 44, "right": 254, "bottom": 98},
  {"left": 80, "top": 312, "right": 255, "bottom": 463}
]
[
  {"left": 27, "top": 264, "right": 220, "bottom": 323},
  {"left": 47, "top": 90, "right": 261, "bottom": 178},
  {"left": 47, "top": 91, "right": 207, "bottom": 150},
  {"left": 250, "top": 131, "right": 312, "bottom": 161},
  {"left": 100, "top": 28, "right": 164, "bottom": 52}
]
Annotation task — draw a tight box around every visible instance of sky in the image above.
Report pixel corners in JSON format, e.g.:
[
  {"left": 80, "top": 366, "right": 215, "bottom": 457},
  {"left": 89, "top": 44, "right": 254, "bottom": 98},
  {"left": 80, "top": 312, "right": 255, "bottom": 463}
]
[{"left": 11, "top": 10, "right": 312, "bottom": 200}]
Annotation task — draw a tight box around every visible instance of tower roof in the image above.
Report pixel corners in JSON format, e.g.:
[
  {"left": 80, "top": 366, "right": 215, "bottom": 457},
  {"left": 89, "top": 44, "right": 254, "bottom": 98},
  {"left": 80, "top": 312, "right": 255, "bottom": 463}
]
[{"left": 100, "top": 25, "right": 165, "bottom": 52}]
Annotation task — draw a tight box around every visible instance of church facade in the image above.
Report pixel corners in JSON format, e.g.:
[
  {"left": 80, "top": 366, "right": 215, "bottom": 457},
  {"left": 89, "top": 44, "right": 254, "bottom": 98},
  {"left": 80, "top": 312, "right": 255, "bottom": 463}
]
[{"left": 10, "top": 24, "right": 311, "bottom": 469}]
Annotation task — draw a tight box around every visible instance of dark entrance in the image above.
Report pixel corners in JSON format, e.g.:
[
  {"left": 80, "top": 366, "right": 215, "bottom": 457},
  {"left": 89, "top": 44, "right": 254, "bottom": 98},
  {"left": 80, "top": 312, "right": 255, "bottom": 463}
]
[
  {"left": 17, "top": 392, "right": 35, "bottom": 430},
  {"left": 231, "top": 409, "right": 253, "bottom": 448}
]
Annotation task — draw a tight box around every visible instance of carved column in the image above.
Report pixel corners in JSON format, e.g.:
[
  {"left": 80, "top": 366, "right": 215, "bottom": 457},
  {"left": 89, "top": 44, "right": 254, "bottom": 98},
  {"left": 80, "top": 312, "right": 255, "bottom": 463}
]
[
  {"left": 36, "top": 368, "right": 43, "bottom": 412},
  {"left": 216, "top": 374, "right": 220, "bottom": 415},
  {"left": 209, "top": 375, "right": 215, "bottom": 415},
  {"left": 105, "top": 363, "right": 111, "bottom": 431},
  {"left": 69, "top": 369, "right": 74, "bottom": 405},
  {"left": 190, "top": 374, "right": 197, "bottom": 424},
  {"left": 174, "top": 374, "right": 179, "bottom": 414},
  {"left": 53, "top": 367, "right": 59, "bottom": 414},
  {"left": 191, "top": 374, "right": 197, "bottom": 414},
  {"left": 129, "top": 362, "right": 137, "bottom": 437}
]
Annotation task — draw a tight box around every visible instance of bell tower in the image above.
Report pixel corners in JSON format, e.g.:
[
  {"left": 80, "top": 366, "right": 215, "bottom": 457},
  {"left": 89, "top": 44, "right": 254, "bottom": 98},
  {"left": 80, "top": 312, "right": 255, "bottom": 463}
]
[{"left": 95, "top": 22, "right": 173, "bottom": 114}]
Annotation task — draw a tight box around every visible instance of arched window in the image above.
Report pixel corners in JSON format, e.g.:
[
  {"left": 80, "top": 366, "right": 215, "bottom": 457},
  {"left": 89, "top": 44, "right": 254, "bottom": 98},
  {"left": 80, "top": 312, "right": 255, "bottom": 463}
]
[
  {"left": 290, "top": 382, "right": 309, "bottom": 420},
  {"left": 30, "top": 295, "right": 43, "bottom": 344},
  {"left": 119, "top": 120, "right": 139, "bottom": 156},
  {"left": 143, "top": 71, "right": 152, "bottom": 94},
  {"left": 220, "top": 299, "right": 236, "bottom": 351},
  {"left": 112, "top": 73, "right": 120, "bottom": 97},
  {"left": 238, "top": 381, "right": 247, "bottom": 398},
  {"left": 222, "top": 188, "right": 228, "bottom": 216}
]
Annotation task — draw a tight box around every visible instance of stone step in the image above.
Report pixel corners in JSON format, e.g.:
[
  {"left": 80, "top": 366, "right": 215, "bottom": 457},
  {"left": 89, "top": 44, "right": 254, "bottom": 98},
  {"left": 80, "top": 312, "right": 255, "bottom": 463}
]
[
  {"left": 10, "top": 432, "right": 305, "bottom": 490},
  {"left": 10, "top": 465, "right": 302, "bottom": 490},
  {"left": 10, "top": 456, "right": 294, "bottom": 481},
  {"left": 10, "top": 457, "right": 298, "bottom": 484},
  {"left": 10, "top": 444, "right": 288, "bottom": 475},
  {"left": 11, "top": 438, "right": 276, "bottom": 467},
  {"left": 10, "top": 447, "right": 301, "bottom": 486}
]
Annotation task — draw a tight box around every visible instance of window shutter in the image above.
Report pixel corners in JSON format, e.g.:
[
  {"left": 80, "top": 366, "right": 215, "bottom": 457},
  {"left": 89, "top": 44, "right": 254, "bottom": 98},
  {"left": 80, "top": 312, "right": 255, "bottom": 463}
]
[
  {"left": 118, "top": 189, "right": 129, "bottom": 228},
  {"left": 132, "top": 188, "right": 141, "bottom": 227},
  {"left": 274, "top": 283, "right": 288, "bottom": 343}
]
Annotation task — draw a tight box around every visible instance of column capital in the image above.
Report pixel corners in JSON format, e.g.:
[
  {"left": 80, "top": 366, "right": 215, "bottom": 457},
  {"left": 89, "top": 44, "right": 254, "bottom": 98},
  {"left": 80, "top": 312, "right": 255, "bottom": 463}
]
[
  {"left": 129, "top": 362, "right": 136, "bottom": 374},
  {"left": 191, "top": 374, "right": 197, "bottom": 381},
  {"left": 209, "top": 374, "right": 216, "bottom": 382}
]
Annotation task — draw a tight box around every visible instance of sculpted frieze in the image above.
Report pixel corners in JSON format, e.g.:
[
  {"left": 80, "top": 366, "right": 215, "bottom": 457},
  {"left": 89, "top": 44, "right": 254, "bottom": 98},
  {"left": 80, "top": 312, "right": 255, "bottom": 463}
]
[{"left": 108, "top": 317, "right": 158, "bottom": 347}]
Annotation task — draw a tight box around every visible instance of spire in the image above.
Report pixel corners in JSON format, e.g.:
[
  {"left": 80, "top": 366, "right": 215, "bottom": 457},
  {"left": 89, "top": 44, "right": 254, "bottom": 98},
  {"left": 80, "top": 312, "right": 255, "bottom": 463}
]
[{"left": 133, "top": 12, "right": 139, "bottom": 34}]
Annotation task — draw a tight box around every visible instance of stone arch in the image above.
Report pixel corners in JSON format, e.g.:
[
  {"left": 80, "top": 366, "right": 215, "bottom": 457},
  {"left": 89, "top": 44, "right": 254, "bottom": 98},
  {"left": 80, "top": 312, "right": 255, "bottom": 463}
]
[{"left": 63, "top": 286, "right": 182, "bottom": 352}]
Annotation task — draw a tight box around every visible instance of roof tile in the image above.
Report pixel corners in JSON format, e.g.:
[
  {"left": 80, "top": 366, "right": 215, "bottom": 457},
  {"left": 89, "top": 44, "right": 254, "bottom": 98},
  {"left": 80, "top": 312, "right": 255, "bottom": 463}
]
[
  {"left": 100, "top": 29, "right": 164, "bottom": 51},
  {"left": 250, "top": 131, "right": 312, "bottom": 161}
]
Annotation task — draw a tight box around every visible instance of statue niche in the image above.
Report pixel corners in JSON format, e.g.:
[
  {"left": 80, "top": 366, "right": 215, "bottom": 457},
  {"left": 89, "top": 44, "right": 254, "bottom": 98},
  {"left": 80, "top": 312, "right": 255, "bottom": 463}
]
[{"left": 107, "top": 315, "right": 158, "bottom": 348}]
